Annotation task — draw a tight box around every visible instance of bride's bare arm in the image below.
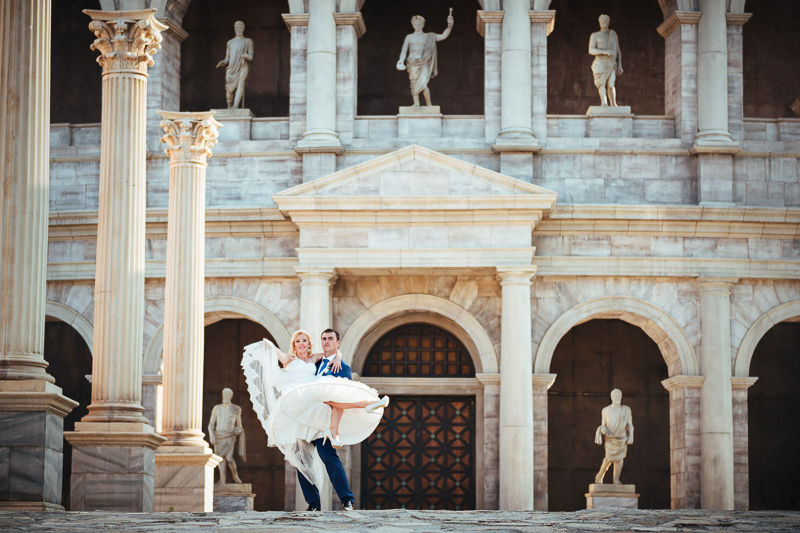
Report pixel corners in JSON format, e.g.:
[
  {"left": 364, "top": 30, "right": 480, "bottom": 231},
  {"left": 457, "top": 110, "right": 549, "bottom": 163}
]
[
  {"left": 264, "top": 338, "right": 292, "bottom": 366},
  {"left": 309, "top": 351, "right": 343, "bottom": 372}
]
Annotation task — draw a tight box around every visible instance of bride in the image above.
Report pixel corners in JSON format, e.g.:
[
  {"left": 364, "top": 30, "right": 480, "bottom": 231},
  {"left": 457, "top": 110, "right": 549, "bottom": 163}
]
[{"left": 241, "top": 329, "right": 389, "bottom": 488}]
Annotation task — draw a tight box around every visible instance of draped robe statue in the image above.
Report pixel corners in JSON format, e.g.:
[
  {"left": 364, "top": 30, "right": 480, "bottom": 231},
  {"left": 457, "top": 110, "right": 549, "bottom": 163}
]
[
  {"left": 209, "top": 388, "right": 246, "bottom": 484},
  {"left": 216, "top": 21, "right": 254, "bottom": 109},
  {"left": 588, "top": 14, "right": 623, "bottom": 107},
  {"left": 594, "top": 389, "right": 634, "bottom": 484},
  {"left": 396, "top": 12, "right": 454, "bottom": 107}
]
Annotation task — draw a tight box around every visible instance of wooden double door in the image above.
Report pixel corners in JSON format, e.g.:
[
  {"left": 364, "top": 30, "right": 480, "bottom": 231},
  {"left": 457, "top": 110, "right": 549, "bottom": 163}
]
[{"left": 361, "top": 396, "right": 475, "bottom": 510}]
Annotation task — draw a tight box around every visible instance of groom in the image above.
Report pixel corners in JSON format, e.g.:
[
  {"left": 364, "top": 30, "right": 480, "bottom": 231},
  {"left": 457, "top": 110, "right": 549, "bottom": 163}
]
[{"left": 298, "top": 328, "right": 355, "bottom": 511}]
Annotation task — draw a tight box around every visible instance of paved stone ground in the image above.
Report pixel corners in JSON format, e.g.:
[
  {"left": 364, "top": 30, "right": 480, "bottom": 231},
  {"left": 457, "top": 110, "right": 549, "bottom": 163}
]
[{"left": 1, "top": 510, "right": 799, "bottom": 533}]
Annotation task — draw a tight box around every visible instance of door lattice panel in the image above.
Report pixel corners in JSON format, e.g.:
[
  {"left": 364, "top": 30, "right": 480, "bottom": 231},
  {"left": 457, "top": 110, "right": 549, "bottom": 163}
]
[{"left": 361, "top": 397, "right": 475, "bottom": 510}]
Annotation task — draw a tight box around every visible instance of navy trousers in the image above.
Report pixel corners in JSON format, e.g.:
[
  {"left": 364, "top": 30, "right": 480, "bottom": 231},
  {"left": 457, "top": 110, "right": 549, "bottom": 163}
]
[{"left": 297, "top": 437, "right": 354, "bottom": 508}]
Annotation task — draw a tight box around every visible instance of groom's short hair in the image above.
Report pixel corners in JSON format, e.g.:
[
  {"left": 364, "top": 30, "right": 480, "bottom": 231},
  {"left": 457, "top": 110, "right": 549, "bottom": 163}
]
[{"left": 322, "top": 328, "right": 340, "bottom": 341}]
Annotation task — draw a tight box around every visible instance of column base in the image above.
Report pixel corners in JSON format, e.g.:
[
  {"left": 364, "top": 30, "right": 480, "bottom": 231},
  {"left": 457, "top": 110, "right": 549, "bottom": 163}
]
[
  {"left": 691, "top": 131, "right": 742, "bottom": 155},
  {"left": 0, "top": 380, "right": 78, "bottom": 509},
  {"left": 296, "top": 130, "right": 344, "bottom": 155},
  {"left": 491, "top": 136, "right": 541, "bottom": 154},
  {"left": 154, "top": 445, "right": 221, "bottom": 512},
  {"left": 586, "top": 483, "right": 639, "bottom": 509},
  {"left": 64, "top": 422, "right": 165, "bottom": 512},
  {"left": 214, "top": 483, "right": 255, "bottom": 511}
]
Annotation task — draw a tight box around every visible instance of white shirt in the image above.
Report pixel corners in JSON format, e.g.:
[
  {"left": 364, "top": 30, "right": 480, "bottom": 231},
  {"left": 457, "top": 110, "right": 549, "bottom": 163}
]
[{"left": 317, "top": 354, "right": 337, "bottom": 376}]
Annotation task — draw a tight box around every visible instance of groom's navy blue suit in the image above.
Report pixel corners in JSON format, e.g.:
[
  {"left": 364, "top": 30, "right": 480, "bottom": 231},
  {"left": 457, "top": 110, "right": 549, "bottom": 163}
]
[{"left": 297, "top": 357, "right": 354, "bottom": 509}]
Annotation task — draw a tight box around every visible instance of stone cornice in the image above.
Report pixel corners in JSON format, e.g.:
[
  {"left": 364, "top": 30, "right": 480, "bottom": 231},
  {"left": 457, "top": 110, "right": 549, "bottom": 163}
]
[
  {"left": 474, "top": 373, "right": 558, "bottom": 388},
  {"left": 64, "top": 430, "right": 167, "bottom": 450},
  {"left": 531, "top": 373, "right": 557, "bottom": 389},
  {"left": 657, "top": 11, "right": 702, "bottom": 38},
  {"left": 731, "top": 376, "right": 758, "bottom": 389},
  {"left": 661, "top": 375, "right": 705, "bottom": 391},
  {"left": 529, "top": 10, "right": 556, "bottom": 36},
  {"left": 725, "top": 13, "right": 752, "bottom": 26},
  {"left": 281, "top": 13, "right": 309, "bottom": 31},
  {"left": 476, "top": 11, "right": 503, "bottom": 37},
  {"left": 298, "top": 247, "right": 536, "bottom": 271},
  {"left": 159, "top": 18, "right": 188, "bottom": 42},
  {"left": 333, "top": 12, "right": 366, "bottom": 38},
  {"left": 360, "top": 377, "right": 483, "bottom": 394},
  {"left": 0, "top": 380, "right": 79, "bottom": 418}
]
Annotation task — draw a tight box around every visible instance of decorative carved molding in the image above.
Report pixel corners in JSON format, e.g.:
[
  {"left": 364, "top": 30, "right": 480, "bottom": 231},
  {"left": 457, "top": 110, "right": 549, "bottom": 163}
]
[
  {"left": 725, "top": 13, "right": 752, "bottom": 26},
  {"left": 731, "top": 377, "right": 758, "bottom": 389},
  {"left": 282, "top": 13, "right": 309, "bottom": 31},
  {"left": 529, "top": 10, "right": 556, "bottom": 36},
  {"left": 84, "top": 9, "right": 168, "bottom": 74},
  {"left": 476, "top": 11, "right": 504, "bottom": 37},
  {"left": 657, "top": 11, "right": 702, "bottom": 38},
  {"left": 158, "top": 111, "right": 221, "bottom": 165},
  {"left": 661, "top": 375, "right": 705, "bottom": 391},
  {"left": 333, "top": 12, "right": 366, "bottom": 38}
]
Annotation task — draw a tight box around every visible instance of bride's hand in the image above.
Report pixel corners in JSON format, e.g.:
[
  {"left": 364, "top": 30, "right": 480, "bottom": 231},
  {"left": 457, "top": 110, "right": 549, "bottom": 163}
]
[{"left": 331, "top": 350, "right": 343, "bottom": 373}]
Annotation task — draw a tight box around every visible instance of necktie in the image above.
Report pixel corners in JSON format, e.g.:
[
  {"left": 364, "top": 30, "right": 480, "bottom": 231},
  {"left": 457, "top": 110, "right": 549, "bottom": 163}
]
[{"left": 318, "top": 358, "right": 330, "bottom": 376}]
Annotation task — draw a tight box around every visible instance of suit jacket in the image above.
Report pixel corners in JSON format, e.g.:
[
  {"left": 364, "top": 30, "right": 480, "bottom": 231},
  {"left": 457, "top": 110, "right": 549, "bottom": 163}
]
[{"left": 315, "top": 357, "right": 352, "bottom": 380}]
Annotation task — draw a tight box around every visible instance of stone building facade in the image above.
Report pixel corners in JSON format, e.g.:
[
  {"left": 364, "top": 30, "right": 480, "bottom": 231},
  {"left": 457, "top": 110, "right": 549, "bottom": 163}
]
[{"left": 1, "top": 0, "right": 799, "bottom": 515}]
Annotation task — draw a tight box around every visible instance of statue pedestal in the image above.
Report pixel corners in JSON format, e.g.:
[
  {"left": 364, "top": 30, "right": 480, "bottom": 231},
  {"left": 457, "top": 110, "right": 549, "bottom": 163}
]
[
  {"left": 214, "top": 483, "right": 255, "bottom": 512},
  {"left": 585, "top": 483, "right": 639, "bottom": 509},
  {"left": 211, "top": 108, "right": 254, "bottom": 142},
  {"left": 398, "top": 107, "right": 442, "bottom": 138},
  {"left": 154, "top": 445, "right": 221, "bottom": 512},
  {"left": 585, "top": 106, "right": 633, "bottom": 138}
]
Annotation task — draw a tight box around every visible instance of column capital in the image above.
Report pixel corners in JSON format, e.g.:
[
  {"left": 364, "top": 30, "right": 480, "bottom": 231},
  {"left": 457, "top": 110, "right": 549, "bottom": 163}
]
[
  {"left": 84, "top": 9, "right": 168, "bottom": 74},
  {"left": 531, "top": 373, "right": 557, "bottom": 389},
  {"left": 282, "top": 13, "right": 309, "bottom": 31},
  {"left": 725, "top": 13, "right": 752, "bottom": 26},
  {"left": 661, "top": 375, "right": 706, "bottom": 391},
  {"left": 295, "top": 267, "right": 337, "bottom": 283},
  {"left": 529, "top": 10, "right": 556, "bottom": 36},
  {"left": 333, "top": 12, "right": 365, "bottom": 38},
  {"left": 698, "top": 277, "right": 739, "bottom": 294},
  {"left": 476, "top": 11, "right": 504, "bottom": 37},
  {"left": 657, "top": 11, "right": 702, "bottom": 38},
  {"left": 158, "top": 111, "right": 221, "bottom": 165},
  {"left": 731, "top": 376, "right": 758, "bottom": 389},
  {"left": 496, "top": 266, "right": 537, "bottom": 284}
]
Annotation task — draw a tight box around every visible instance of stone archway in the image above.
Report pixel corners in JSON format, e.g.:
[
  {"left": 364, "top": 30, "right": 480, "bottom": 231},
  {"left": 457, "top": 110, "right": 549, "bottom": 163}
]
[
  {"left": 734, "top": 300, "right": 800, "bottom": 378},
  {"left": 45, "top": 301, "right": 94, "bottom": 355}
]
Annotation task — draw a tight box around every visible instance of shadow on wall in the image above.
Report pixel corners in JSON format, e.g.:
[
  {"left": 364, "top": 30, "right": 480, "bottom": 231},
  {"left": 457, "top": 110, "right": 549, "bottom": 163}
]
[
  {"left": 51, "top": 0, "right": 104, "bottom": 124},
  {"left": 358, "top": 0, "right": 484, "bottom": 116},
  {"left": 203, "top": 319, "right": 285, "bottom": 511},
  {"left": 43, "top": 320, "right": 93, "bottom": 510},
  {"left": 548, "top": 319, "right": 670, "bottom": 511},
  {"left": 748, "top": 323, "right": 800, "bottom": 510},
  {"left": 181, "top": 0, "right": 290, "bottom": 117},
  {"left": 547, "top": 0, "right": 664, "bottom": 115}
]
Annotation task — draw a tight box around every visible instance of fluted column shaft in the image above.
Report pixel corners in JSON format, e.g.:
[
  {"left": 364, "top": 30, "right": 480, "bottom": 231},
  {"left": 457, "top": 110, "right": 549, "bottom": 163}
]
[
  {"left": 696, "top": 0, "right": 732, "bottom": 144},
  {"left": 499, "top": 0, "right": 534, "bottom": 141},
  {"left": 299, "top": 0, "right": 341, "bottom": 150},
  {"left": 83, "top": 9, "right": 167, "bottom": 423},
  {"left": 699, "top": 277, "right": 736, "bottom": 510},
  {"left": 498, "top": 267, "right": 536, "bottom": 510},
  {"left": 158, "top": 112, "right": 220, "bottom": 447},
  {"left": 0, "top": 0, "right": 53, "bottom": 382}
]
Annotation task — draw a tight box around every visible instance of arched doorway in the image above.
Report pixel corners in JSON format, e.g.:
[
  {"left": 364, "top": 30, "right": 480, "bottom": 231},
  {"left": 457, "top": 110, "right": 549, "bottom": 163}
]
[
  {"left": 202, "top": 318, "right": 285, "bottom": 511},
  {"left": 43, "top": 318, "right": 92, "bottom": 510},
  {"left": 359, "top": 323, "right": 476, "bottom": 510},
  {"left": 548, "top": 319, "right": 670, "bottom": 511},
  {"left": 747, "top": 321, "right": 800, "bottom": 509}
]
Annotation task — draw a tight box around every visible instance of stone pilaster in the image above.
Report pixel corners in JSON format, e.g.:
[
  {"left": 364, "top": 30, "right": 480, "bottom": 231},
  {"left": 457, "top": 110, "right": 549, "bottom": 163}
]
[
  {"left": 477, "top": 11, "right": 503, "bottom": 145},
  {"left": 532, "top": 373, "right": 556, "bottom": 512},
  {"left": 153, "top": 111, "right": 222, "bottom": 512},
  {"left": 283, "top": 14, "right": 309, "bottom": 143},
  {"left": 333, "top": 12, "right": 364, "bottom": 147},
  {"left": 529, "top": 11, "right": 555, "bottom": 144},
  {"left": 662, "top": 375, "right": 705, "bottom": 509},
  {"left": 731, "top": 376, "right": 758, "bottom": 511},
  {"left": 296, "top": 0, "right": 343, "bottom": 154},
  {"left": 147, "top": 27, "right": 185, "bottom": 152},
  {"left": 0, "top": 0, "right": 78, "bottom": 510},
  {"left": 698, "top": 277, "right": 737, "bottom": 510},
  {"left": 65, "top": 9, "right": 168, "bottom": 512},
  {"left": 491, "top": 0, "right": 540, "bottom": 153},
  {"left": 497, "top": 266, "right": 537, "bottom": 510},
  {"left": 658, "top": 11, "right": 701, "bottom": 146},
  {"left": 725, "top": 13, "right": 751, "bottom": 144},
  {"left": 296, "top": 267, "right": 337, "bottom": 510},
  {"left": 476, "top": 373, "right": 501, "bottom": 510}
]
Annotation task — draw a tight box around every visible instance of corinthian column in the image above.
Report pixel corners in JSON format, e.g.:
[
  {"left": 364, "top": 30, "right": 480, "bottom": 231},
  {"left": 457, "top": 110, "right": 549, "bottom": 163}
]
[
  {"left": 497, "top": 266, "right": 537, "bottom": 510},
  {"left": 64, "top": 10, "right": 167, "bottom": 512},
  {"left": 154, "top": 111, "right": 222, "bottom": 512},
  {"left": 698, "top": 277, "right": 737, "bottom": 510},
  {"left": 0, "top": 0, "right": 78, "bottom": 511}
]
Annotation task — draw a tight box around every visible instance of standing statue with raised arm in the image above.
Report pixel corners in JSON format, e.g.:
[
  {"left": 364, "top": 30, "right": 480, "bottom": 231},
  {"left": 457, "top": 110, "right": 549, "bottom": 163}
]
[
  {"left": 396, "top": 9, "right": 454, "bottom": 107},
  {"left": 594, "top": 389, "right": 634, "bottom": 485},
  {"left": 209, "top": 388, "right": 246, "bottom": 484},
  {"left": 216, "top": 21, "right": 254, "bottom": 110},
  {"left": 588, "top": 14, "right": 623, "bottom": 107}
]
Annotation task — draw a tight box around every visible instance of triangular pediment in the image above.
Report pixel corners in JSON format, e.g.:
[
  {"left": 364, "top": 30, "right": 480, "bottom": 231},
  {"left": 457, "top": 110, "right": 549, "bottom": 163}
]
[{"left": 273, "top": 145, "right": 558, "bottom": 212}]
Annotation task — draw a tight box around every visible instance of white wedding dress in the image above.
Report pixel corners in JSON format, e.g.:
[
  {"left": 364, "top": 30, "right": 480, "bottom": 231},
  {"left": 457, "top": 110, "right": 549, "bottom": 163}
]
[{"left": 241, "top": 340, "right": 383, "bottom": 487}]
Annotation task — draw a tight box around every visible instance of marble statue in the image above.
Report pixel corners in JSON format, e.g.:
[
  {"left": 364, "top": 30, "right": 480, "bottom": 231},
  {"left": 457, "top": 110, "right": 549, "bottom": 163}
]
[
  {"left": 216, "top": 21, "right": 254, "bottom": 110},
  {"left": 209, "top": 388, "right": 246, "bottom": 484},
  {"left": 396, "top": 9, "right": 454, "bottom": 107},
  {"left": 594, "top": 389, "right": 634, "bottom": 484},
  {"left": 588, "top": 14, "right": 623, "bottom": 107}
]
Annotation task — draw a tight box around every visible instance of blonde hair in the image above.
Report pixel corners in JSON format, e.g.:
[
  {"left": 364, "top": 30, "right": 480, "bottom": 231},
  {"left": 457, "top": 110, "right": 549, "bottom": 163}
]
[{"left": 289, "top": 329, "right": 314, "bottom": 358}]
